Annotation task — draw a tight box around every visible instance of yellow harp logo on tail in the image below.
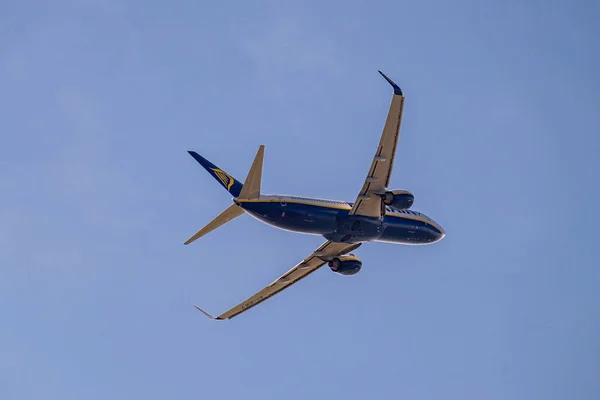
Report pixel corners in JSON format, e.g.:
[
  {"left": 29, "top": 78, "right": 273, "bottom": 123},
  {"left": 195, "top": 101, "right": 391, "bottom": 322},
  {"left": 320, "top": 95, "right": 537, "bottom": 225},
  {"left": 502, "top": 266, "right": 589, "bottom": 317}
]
[{"left": 210, "top": 168, "right": 235, "bottom": 191}]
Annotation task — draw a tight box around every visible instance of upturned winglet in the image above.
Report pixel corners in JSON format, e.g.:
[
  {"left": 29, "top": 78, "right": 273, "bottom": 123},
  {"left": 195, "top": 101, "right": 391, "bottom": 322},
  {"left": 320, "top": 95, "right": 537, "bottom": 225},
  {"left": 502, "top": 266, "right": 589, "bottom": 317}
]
[
  {"left": 378, "top": 70, "right": 403, "bottom": 96},
  {"left": 194, "top": 305, "right": 223, "bottom": 320}
]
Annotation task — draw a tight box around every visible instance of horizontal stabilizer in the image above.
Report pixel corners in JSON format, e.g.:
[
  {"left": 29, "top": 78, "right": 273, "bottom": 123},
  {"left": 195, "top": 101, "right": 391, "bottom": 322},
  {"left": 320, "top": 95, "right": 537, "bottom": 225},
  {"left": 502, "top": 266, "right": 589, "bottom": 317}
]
[
  {"left": 238, "top": 145, "right": 264, "bottom": 200},
  {"left": 184, "top": 203, "right": 245, "bottom": 245}
]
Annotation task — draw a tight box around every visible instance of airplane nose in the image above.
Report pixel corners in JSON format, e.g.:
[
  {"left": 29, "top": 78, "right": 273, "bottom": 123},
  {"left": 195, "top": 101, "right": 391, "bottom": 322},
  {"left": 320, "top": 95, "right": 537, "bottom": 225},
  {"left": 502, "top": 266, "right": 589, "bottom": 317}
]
[
  {"left": 426, "top": 223, "right": 444, "bottom": 242},
  {"left": 436, "top": 225, "right": 445, "bottom": 240},
  {"left": 422, "top": 217, "right": 445, "bottom": 243}
]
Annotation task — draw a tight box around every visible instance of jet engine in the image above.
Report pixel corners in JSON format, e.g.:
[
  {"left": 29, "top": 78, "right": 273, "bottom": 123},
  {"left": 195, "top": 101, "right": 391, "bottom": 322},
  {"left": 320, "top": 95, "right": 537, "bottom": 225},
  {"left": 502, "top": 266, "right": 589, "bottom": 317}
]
[
  {"left": 328, "top": 255, "right": 362, "bottom": 276},
  {"left": 382, "top": 189, "right": 414, "bottom": 210}
]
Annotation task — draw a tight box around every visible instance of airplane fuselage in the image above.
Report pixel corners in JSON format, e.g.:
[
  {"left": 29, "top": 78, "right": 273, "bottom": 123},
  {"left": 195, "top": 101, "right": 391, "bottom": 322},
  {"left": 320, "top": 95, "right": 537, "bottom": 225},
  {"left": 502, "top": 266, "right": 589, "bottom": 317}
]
[{"left": 236, "top": 195, "right": 444, "bottom": 245}]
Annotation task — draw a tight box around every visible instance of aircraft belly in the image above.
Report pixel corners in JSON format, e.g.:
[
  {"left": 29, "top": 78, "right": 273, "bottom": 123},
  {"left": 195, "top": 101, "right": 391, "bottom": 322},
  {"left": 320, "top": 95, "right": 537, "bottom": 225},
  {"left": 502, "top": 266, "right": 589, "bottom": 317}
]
[
  {"left": 243, "top": 202, "right": 338, "bottom": 235},
  {"left": 324, "top": 215, "right": 384, "bottom": 243}
]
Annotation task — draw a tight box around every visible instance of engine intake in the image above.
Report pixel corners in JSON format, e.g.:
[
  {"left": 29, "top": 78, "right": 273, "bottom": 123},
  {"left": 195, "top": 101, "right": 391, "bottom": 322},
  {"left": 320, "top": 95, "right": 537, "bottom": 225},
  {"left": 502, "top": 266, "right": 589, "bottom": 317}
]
[
  {"left": 383, "top": 190, "right": 414, "bottom": 210},
  {"left": 329, "top": 255, "right": 362, "bottom": 276}
]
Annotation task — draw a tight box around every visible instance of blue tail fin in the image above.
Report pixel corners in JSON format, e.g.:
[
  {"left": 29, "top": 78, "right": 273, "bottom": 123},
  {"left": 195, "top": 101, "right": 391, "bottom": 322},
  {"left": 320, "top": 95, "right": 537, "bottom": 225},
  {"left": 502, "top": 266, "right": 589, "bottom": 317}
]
[{"left": 187, "top": 151, "right": 244, "bottom": 197}]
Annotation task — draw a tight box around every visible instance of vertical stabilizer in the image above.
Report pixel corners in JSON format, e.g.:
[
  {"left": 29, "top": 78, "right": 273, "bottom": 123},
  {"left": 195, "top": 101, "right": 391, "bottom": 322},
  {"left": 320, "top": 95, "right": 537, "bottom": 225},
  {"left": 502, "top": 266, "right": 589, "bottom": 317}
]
[{"left": 187, "top": 151, "right": 244, "bottom": 197}]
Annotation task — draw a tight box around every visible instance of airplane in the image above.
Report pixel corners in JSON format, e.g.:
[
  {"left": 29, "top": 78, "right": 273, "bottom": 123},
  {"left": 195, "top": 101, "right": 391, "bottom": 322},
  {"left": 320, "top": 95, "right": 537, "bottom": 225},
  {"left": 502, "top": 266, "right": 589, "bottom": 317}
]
[{"left": 184, "top": 71, "right": 445, "bottom": 320}]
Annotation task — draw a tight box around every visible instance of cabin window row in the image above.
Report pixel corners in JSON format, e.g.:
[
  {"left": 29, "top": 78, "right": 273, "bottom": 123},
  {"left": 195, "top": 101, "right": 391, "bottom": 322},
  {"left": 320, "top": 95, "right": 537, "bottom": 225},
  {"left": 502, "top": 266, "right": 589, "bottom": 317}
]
[
  {"left": 289, "top": 196, "right": 345, "bottom": 205},
  {"left": 387, "top": 207, "right": 420, "bottom": 216}
]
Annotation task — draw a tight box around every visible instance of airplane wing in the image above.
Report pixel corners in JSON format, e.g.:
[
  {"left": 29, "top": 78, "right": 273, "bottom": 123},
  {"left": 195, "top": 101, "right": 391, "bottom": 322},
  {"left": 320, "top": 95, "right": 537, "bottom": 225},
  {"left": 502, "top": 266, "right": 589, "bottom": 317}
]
[
  {"left": 195, "top": 240, "right": 361, "bottom": 320},
  {"left": 349, "top": 71, "right": 405, "bottom": 219}
]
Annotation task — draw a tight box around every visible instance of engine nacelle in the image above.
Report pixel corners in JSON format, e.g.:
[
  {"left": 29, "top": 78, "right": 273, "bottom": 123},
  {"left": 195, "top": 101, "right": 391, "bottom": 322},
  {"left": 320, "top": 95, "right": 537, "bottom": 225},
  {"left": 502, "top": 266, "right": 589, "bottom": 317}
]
[
  {"left": 382, "top": 189, "right": 414, "bottom": 210},
  {"left": 328, "top": 255, "right": 362, "bottom": 276}
]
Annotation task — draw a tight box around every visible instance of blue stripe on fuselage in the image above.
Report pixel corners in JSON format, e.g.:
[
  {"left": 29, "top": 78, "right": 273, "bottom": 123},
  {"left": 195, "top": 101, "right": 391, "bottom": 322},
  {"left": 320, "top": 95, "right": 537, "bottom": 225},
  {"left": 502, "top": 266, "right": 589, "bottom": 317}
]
[
  {"left": 239, "top": 199, "right": 339, "bottom": 234},
  {"left": 237, "top": 199, "right": 443, "bottom": 244}
]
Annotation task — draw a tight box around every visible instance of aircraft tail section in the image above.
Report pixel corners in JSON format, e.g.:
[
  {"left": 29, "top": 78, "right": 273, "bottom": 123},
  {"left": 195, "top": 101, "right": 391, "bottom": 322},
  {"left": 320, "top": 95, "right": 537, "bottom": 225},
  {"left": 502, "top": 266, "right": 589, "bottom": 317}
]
[
  {"left": 184, "top": 145, "right": 265, "bottom": 245},
  {"left": 187, "top": 145, "right": 264, "bottom": 199},
  {"left": 187, "top": 151, "right": 244, "bottom": 197}
]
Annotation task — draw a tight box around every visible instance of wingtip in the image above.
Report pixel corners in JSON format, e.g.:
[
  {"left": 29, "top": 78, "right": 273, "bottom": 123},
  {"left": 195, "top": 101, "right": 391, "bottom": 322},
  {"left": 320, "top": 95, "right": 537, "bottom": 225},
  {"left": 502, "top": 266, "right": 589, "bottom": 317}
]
[
  {"left": 194, "top": 305, "right": 222, "bottom": 320},
  {"left": 378, "top": 70, "right": 403, "bottom": 96}
]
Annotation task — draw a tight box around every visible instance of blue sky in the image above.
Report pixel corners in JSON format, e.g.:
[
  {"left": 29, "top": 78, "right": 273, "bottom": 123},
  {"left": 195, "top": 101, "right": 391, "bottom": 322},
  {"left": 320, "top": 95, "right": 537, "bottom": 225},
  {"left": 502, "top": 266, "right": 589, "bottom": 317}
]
[{"left": 1, "top": 0, "right": 599, "bottom": 399}]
